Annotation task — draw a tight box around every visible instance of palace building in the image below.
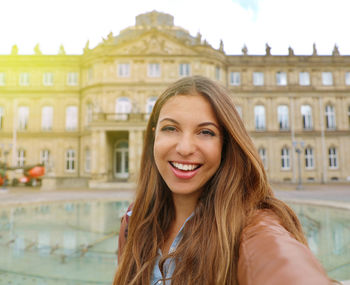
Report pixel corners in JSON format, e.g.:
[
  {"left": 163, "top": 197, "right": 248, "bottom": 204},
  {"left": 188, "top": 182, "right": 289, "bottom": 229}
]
[{"left": 0, "top": 10, "right": 349, "bottom": 188}]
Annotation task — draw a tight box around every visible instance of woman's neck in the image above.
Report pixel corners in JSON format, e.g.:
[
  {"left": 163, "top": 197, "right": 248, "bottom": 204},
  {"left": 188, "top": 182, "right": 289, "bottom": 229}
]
[{"left": 172, "top": 192, "right": 198, "bottom": 224}]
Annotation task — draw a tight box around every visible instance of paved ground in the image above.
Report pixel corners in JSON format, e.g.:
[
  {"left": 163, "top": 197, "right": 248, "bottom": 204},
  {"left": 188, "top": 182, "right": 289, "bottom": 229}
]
[{"left": 0, "top": 182, "right": 350, "bottom": 206}]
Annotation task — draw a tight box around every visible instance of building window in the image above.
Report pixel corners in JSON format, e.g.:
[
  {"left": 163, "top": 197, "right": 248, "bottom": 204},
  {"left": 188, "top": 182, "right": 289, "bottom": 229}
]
[
  {"left": 85, "top": 103, "right": 93, "bottom": 126},
  {"left": 325, "top": 105, "right": 336, "bottom": 130},
  {"left": 299, "top": 72, "right": 310, "bottom": 86},
  {"left": 258, "top": 147, "right": 268, "bottom": 169},
  {"left": 179, "top": 63, "right": 190, "bottom": 77},
  {"left": 276, "top": 71, "right": 287, "bottom": 86},
  {"left": 19, "top": 72, "right": 30, "bottom": 86},
  {"left": 345, "top": 72, "right": 350, "bottom": 85},
  {"left": 229, "top": 72, "right": 240, "bottom": 86},
  {"left": 0, "top": 72, "right": 5, "bottom": 86},
  {"left": 18, "top": 106, "right": 29, "bottom": 130},
  {"left": 281, "top": 147, "right": 290, "bottom": 170},
  {"left": 0, "top": 106, "right": 3, "bottom": 129},
  {"left": 85, "top": 148, "right": 91, "bottom": 173},
  {"left": 277, "top": 105, "right": 289, "bottom": 130},
  {"left": 254, "top": 105, "right": 266, "bottom": 130},
  {"left": 253, "top": 72, "right": 264, "bottom": 86},
  {"left": 148, "top": 63, "right": 161, "bottom": 77},
  {"left": 115, "top": 97, "right": 132, "bottom": 120},
  {"left": 328, "top": 147, "right": 338, "bottom": 169},
  {"left": 305, "top": 147, "right": 314, "bottom": 169},
  {"left": 65, "top": 106, "right": 78, "bottom": 131},
  {"left": 146, "top": 97, "right": 157, "bottom": 118},
  {"left": 118, "top": 63, "right": 130, "bottom": 77},
  {"left": 67, "top": 72, "right": 78, "bottom": 86},
  {"left": 348, "top": 106, "right": 350, "bottom": 128},
  {"left": 235, "top": 105, "right": 242, "bottom": 118},
  {"left": 65, "top": 149, "right": 76, "bottom": 172},
  {"left": 114, "top": 141, "right": 129, "bottom": 179},
  {"left": 40, "top": 149, "right": 50, "bottom": 167},
  {"left": 301, "top": 105, "right": 313, "bottom": 130},
  {"left": 43, "top": 72, "right": 54, "bottom": 86},
  {"left": 17, "top": 149, "right": 26, "bottom": 167},
  {"left": 322, "top": 72, "right": 333, "bottom": 86},
  {"left": 41, "top": 106, "right": 53, "bottom": 131},
  {"left": 215, "top": 66, "right": 221, "bottom": 80}
]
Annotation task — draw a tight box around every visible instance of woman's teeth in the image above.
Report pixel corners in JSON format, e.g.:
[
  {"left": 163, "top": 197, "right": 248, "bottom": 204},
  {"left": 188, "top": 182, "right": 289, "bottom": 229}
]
[{"left": 171, "top": 162, "right": 200, "bottom": 171}]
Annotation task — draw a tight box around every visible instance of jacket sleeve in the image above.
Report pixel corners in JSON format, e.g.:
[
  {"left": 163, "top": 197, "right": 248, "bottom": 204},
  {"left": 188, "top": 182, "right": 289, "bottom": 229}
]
[
  {"left": 237, "top": 210, "right": 333, "bottom": 285},
  {"left": 117, "top": 214, "right": 128, "bottom": 263}
]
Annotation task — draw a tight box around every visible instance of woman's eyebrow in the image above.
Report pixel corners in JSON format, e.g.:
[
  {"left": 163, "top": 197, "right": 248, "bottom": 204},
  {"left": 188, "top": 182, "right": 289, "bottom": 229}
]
[
  {"left": 159, "top": 118, "right": 220, "bottom": 131},
  {"left": 198, "top": 122, "right": 220, "bottom": 130},
  {"left": 159, "top": 118, "right": 179, "bottom": 124}
]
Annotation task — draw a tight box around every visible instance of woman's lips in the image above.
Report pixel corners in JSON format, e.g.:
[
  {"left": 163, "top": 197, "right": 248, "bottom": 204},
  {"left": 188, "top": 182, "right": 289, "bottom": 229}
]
[{"left": 169, "top": 162, "right": 201, "bottom": 179}]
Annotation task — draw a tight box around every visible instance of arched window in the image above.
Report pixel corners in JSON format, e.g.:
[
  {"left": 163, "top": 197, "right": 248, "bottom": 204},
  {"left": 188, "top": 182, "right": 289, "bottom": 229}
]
[
  {"left": 42, "top": 106, "right": 53, "bottom": 131},
  {"left": 301, "top": 105, "right": 313, "bottom": 130},
  {"left": 65, "top": 149, "right": 76, "bottom": 172},
  {"left": 254, "top": 105, "right": 266, "bottom": 130},
  {"left": 235, "top": 105, "right": 242, "bottom": 118},
  {"left": 277, "top": 105, "right": 289, "bottom": 130},
  {"left": 325, "top": 105, "right": 336, "bottom": 130},
  {"left": 281, "top": 147, "right": 290, "bottom": 170},
  {"left": 17, "top": 149, "right": 26, "bottom": 167},
  {"left": 18, "top": 106, "right": 29, "bottom": 130},
  {"left": 304, "top": 147, "right": 314, "bottom": 169},
  {"left": 328, "top": 147, "right": 338, "bottom": 169},
  {"left": 258, "top": 147, "right": 268, "bottom": 169},
  {"left": 65, "top": 106, "right": 78, "bottom": 131},
  {"left": 145, "top": 97, "right": 157, "bottom": 120},
  {"left": 115, "top": 97, "right": 132, "bottom": 120},
  {"left": 40, "top": 149, "right": 50, "bottom": 167},
  {"left": 114, "top": 141, "right": 129, "bottom": 179}
]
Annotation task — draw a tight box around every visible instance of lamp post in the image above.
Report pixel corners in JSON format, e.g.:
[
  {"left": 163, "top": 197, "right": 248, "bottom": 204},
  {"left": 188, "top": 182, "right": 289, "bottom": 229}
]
[{"left": 293, "top": 141, "right": 304, "bottom": 190}]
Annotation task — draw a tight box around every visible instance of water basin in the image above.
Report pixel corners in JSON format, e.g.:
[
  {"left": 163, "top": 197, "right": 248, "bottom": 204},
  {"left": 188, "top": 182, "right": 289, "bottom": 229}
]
[{"left": 0, "top": 200, "right": 349, "bottom": 284}]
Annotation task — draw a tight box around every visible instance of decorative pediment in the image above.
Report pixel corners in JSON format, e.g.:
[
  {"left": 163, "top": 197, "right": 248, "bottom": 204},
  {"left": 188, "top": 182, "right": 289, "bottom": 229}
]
[{"left": 113, "top": 33, "right": 197, "bottom": 56}]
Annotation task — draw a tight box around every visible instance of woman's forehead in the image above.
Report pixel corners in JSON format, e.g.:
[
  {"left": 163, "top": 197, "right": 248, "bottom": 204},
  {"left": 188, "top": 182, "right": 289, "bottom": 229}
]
[{"left": 158, "top": 94, "right": 218, "bottom": 122}]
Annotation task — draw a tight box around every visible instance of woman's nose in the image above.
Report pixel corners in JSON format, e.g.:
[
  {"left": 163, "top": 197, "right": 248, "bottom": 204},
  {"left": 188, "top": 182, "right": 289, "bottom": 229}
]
[{"left": 175, "top": 134, "right": 196, "bottom": 156}]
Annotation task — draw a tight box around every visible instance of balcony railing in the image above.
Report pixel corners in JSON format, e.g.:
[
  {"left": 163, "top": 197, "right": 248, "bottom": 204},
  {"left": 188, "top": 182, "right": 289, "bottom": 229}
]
[{"left": 92, "top": 112, "right": 150, "bottom": 122}]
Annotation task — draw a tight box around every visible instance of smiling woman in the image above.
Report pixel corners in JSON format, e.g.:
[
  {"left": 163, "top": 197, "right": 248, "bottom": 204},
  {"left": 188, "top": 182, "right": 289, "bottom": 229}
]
[{"left": 114, "top": 76, "right": 334, "bottom": 285}]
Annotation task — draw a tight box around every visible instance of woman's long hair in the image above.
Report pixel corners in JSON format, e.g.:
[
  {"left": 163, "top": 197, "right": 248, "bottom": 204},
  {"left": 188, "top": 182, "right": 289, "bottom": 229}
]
[{"left": 113, "top": 76, "right": 307, "bottom": 285}]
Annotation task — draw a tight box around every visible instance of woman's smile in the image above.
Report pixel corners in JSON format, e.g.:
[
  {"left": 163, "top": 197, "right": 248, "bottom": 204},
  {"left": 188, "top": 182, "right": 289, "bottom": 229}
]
[{"left": 153, "top": 93, "right": 223, "bottom": 198}]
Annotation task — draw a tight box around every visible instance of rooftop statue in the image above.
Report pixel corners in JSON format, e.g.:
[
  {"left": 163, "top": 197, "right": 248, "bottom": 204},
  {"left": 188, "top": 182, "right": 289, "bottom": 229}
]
[
  {"left": 242, "top": 44, "right": 248, "bottom": 56},
  {"left": 34, "top": 44, "right": 42, "bottom": 55},
  {"left": 288, "top": 46, "right": 294, "bottom": 56},
  {"left": 58, "top": 44, "right": 66, "bottom": 55},
  {"left": 312, "top": 43, "right": 317, "bottom": 56},
  {"left": 195, "top": 32, "right": 202, "bottom": 45},
  {"left": 84, "top": 40, "right": 90, "bottom": 53},
  {"left": 219, "top": 40, "right": 224, "bottom": 52},
  {"left": 265, "top": 43, "right": 271, "bottom": 56},
  {"left": 11, "top": 44, "right": 18, "bottom": 55},
  {"left": 332, "top": 44, "right": 340, "bottom": 56}
]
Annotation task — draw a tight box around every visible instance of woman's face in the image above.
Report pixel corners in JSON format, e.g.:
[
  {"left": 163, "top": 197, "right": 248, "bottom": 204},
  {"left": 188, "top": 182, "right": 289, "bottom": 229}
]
[{"left": 154, "top": 94, "right": 223, "bottom": 200}]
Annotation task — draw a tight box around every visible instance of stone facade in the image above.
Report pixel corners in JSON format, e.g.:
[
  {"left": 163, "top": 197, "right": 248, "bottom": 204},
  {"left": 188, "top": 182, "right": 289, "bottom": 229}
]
[{"left": 0, "top": 10, "right": 349, "bottom": 187}]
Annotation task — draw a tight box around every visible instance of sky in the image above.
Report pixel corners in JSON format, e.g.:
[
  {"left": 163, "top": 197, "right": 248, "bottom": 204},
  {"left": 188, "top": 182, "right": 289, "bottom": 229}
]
[{"left": 1, "top": 0, "right": 350, "bottom": 56}]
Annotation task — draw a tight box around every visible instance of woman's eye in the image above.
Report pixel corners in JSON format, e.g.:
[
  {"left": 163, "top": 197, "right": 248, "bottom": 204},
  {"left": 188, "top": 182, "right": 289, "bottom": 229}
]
[
  {"left": 161, "top": 126, "right": 177, "bottom": 132},
  {"left": 200, "top": 129, "right": 215, "bottom": 136}
]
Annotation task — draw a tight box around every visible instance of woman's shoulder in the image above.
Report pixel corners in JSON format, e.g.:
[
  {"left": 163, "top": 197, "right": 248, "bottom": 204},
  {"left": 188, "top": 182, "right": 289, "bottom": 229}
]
[{"left": 238, "top": 209, "right": 332, "bottom": 285}]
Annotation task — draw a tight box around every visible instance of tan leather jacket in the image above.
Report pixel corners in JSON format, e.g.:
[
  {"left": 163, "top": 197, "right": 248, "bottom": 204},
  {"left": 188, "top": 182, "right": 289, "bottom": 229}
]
[
  {"left": 238, "top": 209, "right": 333, "bottom": 285},
  {"left": 118, "top": 209, "right": 333, "bottom": 284}
]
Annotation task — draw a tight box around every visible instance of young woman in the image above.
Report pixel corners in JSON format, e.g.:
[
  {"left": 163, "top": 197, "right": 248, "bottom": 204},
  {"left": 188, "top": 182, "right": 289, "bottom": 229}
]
[{"left": 114, "top": 76, "right": 332, "bottom": 285}]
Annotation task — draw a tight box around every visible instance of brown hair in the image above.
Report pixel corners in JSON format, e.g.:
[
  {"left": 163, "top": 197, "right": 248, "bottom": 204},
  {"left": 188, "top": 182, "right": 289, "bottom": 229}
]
[{"left": 114, "top": 75, "right": 307, "bottom": 285}]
